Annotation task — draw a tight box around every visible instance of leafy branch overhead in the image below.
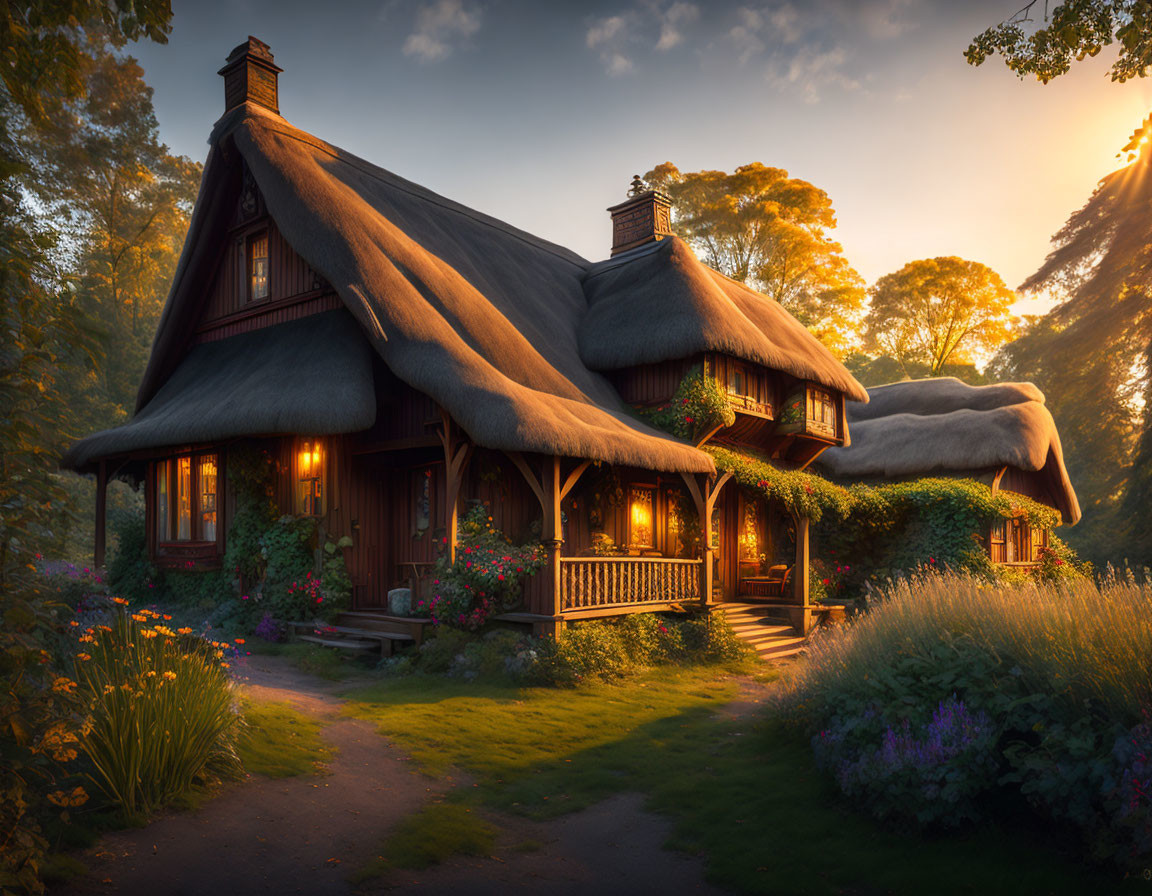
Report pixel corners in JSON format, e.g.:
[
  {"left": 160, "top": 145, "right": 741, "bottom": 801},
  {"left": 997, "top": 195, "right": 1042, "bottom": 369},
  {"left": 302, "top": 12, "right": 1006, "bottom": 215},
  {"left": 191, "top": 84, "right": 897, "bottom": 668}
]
[{"left": 966, "top": 0, "right": 1152, "bottom": 83}]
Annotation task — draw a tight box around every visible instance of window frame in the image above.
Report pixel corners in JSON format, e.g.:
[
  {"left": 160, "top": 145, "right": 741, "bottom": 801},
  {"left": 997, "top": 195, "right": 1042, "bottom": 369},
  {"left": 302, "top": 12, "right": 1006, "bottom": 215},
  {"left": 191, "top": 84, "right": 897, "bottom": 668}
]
[
  {"left": 805, "top": 385, "right": 838, "bottom": 437},
  {"left": 628, "top": 485, "right": 656, "bottom": 551},
  {"left": 152, "top": 449, "right": 224, "bottom": 565},
  {"left": 294, "top": 437, "right": 327, "bottom": 518},
  {"left": 247, "top": 230, "right": 270, "bottom": 304}
]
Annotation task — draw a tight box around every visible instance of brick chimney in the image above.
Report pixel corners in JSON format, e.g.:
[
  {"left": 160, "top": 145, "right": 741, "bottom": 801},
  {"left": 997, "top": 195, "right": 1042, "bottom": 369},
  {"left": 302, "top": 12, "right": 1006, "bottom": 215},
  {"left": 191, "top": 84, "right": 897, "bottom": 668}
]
[
  {"left": 607, "top": 175, "right": 674, "bottom": 256},
  {"left": 219, "top": 37, "right": 283, "bottom": 114}
]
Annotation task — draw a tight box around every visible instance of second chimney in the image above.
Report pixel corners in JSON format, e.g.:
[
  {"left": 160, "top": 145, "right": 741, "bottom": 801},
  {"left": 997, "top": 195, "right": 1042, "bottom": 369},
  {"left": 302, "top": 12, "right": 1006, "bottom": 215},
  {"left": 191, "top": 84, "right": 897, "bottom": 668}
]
[
  {"left": 219, "top": 36, "right": 283, "bottom": 115},
  {"left": 607, "top": 175, "right": 674, "bottom": 256}
]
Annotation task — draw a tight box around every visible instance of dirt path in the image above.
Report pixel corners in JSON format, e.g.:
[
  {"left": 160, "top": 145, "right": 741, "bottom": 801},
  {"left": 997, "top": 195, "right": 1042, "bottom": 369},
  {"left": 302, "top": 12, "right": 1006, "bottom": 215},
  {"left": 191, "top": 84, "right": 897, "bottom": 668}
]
[{"left": 54, "top": 656, "right": 730, "bottom": 896}]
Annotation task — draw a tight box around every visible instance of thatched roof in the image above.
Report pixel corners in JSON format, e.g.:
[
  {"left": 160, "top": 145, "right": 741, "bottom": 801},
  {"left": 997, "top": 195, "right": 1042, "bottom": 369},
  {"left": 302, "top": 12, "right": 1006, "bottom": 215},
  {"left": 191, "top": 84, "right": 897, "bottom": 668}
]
[
  {"left": 580, "top": 238, "right": 869, "bottom": 402},
  {"left": 65, "top": 102, "right": 868, "bottom": 474},
  {"left": 818, "top": 378, "right": 1080, "bottom": 524},
  {"left": 64, "top": 312, "right": 376, "bottom": 470}
]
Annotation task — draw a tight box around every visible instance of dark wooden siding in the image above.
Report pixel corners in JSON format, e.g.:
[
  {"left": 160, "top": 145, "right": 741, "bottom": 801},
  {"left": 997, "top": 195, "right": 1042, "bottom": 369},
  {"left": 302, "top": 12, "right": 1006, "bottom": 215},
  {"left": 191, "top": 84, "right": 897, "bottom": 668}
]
[
  {"left": 606, "top": 357, "right": 697, "bottom": 406},
  {"left": 200, "top": 216, "right": 329, "bottom": 324}
]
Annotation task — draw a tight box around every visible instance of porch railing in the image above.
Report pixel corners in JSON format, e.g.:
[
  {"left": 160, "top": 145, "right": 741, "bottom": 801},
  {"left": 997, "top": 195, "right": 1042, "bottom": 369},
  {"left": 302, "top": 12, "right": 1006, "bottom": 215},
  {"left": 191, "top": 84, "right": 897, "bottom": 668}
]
[{"left": 559, "top": 557, "right": 702, "bottom": 612}]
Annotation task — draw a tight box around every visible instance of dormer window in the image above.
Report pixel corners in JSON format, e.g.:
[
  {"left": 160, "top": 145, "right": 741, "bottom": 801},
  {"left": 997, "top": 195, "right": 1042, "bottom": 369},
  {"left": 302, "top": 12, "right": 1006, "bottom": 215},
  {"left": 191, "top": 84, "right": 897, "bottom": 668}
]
[{"left": 248, "top": 232, "right": 269, "bottom": 302}]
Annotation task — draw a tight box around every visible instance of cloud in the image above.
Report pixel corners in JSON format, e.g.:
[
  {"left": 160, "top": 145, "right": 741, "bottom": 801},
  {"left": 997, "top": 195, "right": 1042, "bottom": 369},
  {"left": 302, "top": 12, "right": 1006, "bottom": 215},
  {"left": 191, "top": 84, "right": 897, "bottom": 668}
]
[
  {"left": 857, "top": 0, "right": 918, "bottom": 39},
  {"left": 586, "top": 2, "right": 699, "bottom": 74},
  {"left": 656, "top": 2, "right": 700, "bottom": 51},
  {"left": 766, "top": 45, "right": 860, "bottom": 103},
  {"left": 402, "top": 0, "right": 482, "bottom": 63}
]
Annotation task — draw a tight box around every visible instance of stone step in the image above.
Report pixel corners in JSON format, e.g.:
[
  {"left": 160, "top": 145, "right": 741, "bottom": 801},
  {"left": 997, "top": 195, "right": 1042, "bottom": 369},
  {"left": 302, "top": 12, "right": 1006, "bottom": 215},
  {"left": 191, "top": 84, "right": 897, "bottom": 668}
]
[{"left": 298, "top": 634, "right": 379, "bottom": 652}]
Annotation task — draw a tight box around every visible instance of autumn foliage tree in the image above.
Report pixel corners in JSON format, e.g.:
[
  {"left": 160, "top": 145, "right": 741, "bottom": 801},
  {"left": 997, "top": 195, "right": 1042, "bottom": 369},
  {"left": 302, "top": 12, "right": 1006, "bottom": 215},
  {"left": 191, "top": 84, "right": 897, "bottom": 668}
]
[
  {"left": 863, "top": 257, "right": 1018, "bottom": 377},
  {"left": 643, "top": 161, "right": 865, "bottom": 357},
  {"left": 0, "top": 3, "right": 174, "bottom": 890}
]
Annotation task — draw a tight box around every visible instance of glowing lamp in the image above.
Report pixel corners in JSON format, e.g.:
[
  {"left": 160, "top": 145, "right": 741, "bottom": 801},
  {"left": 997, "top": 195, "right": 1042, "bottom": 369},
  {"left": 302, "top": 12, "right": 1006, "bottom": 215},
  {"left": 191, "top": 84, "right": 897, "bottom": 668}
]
[{"left": 629, "top": 487, "right": 654, "bottom": 549}]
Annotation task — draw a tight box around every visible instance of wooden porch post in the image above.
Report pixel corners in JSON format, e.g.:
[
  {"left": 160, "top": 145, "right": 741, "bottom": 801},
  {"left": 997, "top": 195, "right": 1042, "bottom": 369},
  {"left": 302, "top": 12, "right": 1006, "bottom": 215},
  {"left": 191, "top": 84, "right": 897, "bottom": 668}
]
[
  {"left": 506, "top": 453, "right": 590, "bottom": 636},
  {"left": 94, "top": 460, "right": 108, "bottom": 570},
  {"left": 544, "top": 455, "right": 563, "bottom": 621},
  {"left": 681, "top": 470, "right": 732, "bottom": 608},
  {"left": 438, "top": 410, "right": 472, "bottom": 564},
  {"left": 794, "top": 514, "right": 812, "bottom": 634}
]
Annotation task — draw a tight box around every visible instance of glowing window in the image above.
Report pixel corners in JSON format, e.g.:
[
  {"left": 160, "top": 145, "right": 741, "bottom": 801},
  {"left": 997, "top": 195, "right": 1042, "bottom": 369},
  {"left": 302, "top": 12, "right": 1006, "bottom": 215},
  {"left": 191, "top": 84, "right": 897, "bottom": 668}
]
[
  {"left": 154, "top": 452, "right": 220, "bottom": 543},
  {"left": 296, "top": 438, "right": 325, "bottom": 517},
  {"left": 249, "top": 233, "right": 269, "bottom": 302},
  {"left": 629, "top": 487, "right": 654, "bottom": 550}
]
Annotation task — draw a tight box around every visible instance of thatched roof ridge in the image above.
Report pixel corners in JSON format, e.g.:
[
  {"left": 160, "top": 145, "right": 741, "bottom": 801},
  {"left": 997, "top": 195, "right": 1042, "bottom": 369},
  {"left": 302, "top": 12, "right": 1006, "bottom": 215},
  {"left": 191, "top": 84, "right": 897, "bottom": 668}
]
[
  {"left": 847, "top": 376, "right": 1043, "bottom": 422},
  {"left": 579, "top": 237, "right": 869, "bottom": 402},
  {"left": 63, "top": 311, "right": 376, "bottom": 470},
  {"left": 819, "top": 379, "right": 1080, "bottom": 524},
  {"left": 125, "top": 103, "right": 713, "bottom": 473}
]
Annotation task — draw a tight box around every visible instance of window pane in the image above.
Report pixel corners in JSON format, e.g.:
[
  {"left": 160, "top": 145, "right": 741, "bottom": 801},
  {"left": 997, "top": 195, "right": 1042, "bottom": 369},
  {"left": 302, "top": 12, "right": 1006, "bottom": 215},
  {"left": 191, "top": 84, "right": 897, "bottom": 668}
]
[
  {"left": 629, "top": 487, "right": 654, "bottom": 549},
  {"left": 199, "top": 454, "right": 218, "bottom": 542},
  {"left": 250, "top": 235, "right": 269, "bottom": 301},
  {"left": 296, "top": 439, "right": 325, "bottom": 517},
  {"left": 177, "top": 456, "right": 191, "bottom": 540},
  {"left": 156, "top": 460, "right": 170, "bottom": 542}
]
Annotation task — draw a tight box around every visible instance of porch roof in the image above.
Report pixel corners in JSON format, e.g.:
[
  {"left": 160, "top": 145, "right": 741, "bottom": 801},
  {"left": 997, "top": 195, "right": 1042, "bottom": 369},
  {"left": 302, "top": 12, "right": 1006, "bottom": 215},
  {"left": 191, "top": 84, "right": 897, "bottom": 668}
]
[{"left": 62, "top": 310, "right": 376, "bottom": 472}]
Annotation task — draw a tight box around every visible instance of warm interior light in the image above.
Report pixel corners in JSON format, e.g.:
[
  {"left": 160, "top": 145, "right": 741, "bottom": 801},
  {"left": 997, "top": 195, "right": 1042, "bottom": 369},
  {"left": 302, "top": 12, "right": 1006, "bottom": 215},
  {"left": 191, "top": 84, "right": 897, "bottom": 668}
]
[{"left": 630, "top": 488, "right": 653, "bottom": 548}]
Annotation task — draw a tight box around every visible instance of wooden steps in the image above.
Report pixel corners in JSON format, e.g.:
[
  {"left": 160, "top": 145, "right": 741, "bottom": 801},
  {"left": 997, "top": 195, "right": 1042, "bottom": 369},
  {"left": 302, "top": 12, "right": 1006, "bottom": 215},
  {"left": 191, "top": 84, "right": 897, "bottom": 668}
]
[
  {"left": 718, "top": 602, "right": 808, "bottom": 661},
  {"left": 287, "top": 619, "right": 416, "bottom": 657}
]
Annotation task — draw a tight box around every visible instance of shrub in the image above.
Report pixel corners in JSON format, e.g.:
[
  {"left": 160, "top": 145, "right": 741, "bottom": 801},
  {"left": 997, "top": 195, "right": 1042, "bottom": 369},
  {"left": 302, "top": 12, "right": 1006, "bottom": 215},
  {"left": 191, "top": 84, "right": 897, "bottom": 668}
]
[
  {"left": 424, "top": 505, "right": 545, "bottom": 629},
  {"left": 780, "top": 572, "right": 1152, "bottom": 868},
  {"left": 813, "top": 696, "right": 999, "bottom": 828},
  {"left": 72, "top": 605, "right": 240, "bottom": 818},
  {"left": 105, "top": 505, "right": 156, "bottom": 605},
  {"left": 635, "top": 365, "right": 735, "bottom": 441}
]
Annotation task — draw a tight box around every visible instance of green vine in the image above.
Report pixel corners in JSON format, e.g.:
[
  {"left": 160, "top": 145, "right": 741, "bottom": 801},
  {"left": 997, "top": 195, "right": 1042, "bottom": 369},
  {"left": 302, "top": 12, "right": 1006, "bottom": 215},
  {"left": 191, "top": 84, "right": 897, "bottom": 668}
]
[
  {"left": 706, "top": 446, "right": 854, "bottom": 523},
  {"left": 635, "top": 365, "right": 735, "bottom": 442}
]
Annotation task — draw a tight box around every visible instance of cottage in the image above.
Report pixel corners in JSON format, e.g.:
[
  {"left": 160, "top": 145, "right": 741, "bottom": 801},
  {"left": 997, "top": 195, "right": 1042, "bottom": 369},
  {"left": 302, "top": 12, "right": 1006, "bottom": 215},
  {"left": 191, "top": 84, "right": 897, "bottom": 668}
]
[
  {"left": 817, "top": 377, "right": 1080, "bottom": 568},
  {"left": 64, "top": 37, "right": 869, "bottom": 638}
]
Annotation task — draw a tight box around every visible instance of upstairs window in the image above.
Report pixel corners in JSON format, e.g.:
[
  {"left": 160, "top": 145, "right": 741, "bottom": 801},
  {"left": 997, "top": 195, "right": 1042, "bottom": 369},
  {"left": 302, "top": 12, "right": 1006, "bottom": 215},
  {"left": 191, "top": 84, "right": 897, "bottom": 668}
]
[
  {"left": 806, "top": 386, "right": 837, "bottom": 435},
  {"left": 728, "top": 365, "right": 747, "bottom": 397},
  {"left": 155, "top": 452, "right": 219, "bottom": 543},
  {"left": 248, "top": 232, "right": 269, "bottom": 302}
]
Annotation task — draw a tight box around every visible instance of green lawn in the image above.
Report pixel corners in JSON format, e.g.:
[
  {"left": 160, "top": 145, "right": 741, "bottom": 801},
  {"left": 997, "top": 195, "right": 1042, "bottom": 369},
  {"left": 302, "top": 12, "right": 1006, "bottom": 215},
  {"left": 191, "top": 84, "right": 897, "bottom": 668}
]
[
  {"left": 340, "top": 668, "right": 1139, "bottom": 895},
  {"left": 237, "top": 699, "right": 332, "bottom": 777}
]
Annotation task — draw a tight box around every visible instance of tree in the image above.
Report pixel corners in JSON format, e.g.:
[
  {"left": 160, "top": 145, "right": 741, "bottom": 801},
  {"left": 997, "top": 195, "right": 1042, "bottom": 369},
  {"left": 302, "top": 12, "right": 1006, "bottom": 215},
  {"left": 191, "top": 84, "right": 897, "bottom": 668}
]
[
  {"left": 0, "top": 4, "right": 173, "bottom": 890},
  {"left": 991, "top": 132, "right": 1152, "bottom": 563},
  {"left": 642, "top": 162, "right": 865, "bottom": 357},
  {"left": 863, "top": 257, "right": 1019, "bottom": 377},
  {"left": 25, "top": 47, "right": 200, "bottom": 426},
  {"left": 966, "top": 0, "right": 1152, "bottom": 82}
]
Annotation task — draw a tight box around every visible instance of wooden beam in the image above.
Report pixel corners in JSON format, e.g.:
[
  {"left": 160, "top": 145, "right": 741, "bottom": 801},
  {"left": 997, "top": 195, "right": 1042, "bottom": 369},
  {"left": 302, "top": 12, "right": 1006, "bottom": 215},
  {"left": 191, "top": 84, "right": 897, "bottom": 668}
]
[
  {"left": 694, "top": 422, "right": 725, "bottom": 447},
  {"left": 437, "top": 409, "right": 472, "bottom": 564},
  {"left": 991, "top": 465, "right": 1008, "bottom": 496},
  {"left": 94, "top": 460, "right": 108, "bottom": 570},
  {"left": 705, "top": 470, "right": 733, "bottom": 517},
  {"left": 679, "top": 472, "right": 705, "bottom": 520},
  {"left": 506, "top": 451, "right": 547, "bottom": 509},
  {"left": 794, "top": 443, "right": 830, "bottom": 472},
  {"left": 559, "top": 459, "right": 592, "bottom": 502}
]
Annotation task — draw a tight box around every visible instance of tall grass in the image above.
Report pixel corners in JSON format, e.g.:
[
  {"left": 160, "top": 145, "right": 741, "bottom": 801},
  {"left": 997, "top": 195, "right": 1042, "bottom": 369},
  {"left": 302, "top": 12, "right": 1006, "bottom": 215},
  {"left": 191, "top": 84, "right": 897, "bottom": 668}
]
[
  {"left": 73, "top": 606, "right": 241, "bottom": 818},
  {"left": 784, "top": 571, "right": 1152, "bottom": 725}
]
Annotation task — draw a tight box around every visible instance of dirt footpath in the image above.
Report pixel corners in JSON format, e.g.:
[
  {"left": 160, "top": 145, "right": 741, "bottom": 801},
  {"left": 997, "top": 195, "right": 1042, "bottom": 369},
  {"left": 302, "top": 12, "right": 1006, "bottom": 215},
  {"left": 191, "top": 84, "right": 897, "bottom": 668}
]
[{"left": 54, "top": 656, "right": 727, "bottom": 896}]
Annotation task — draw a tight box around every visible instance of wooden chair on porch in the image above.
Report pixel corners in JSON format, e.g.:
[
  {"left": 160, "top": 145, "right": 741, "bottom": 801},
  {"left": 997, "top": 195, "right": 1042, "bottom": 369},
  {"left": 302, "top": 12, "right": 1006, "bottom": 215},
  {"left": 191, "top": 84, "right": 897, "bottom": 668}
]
[{"left": 741, "top": 564, "right": 791, "bottom": 599}]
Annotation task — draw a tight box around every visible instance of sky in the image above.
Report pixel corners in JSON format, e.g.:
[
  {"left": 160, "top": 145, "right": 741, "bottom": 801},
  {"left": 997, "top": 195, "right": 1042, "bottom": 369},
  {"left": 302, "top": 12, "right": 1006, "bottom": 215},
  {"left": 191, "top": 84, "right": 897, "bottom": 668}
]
[{"left": 128, "top": 0, "right": 1152, "bottom": 309}]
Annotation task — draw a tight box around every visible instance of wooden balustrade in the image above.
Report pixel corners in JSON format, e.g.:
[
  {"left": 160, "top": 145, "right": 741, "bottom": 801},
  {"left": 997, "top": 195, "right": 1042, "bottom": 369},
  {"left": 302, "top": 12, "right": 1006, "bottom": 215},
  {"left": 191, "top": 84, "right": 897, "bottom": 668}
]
[{"left": 559, "top": 556, "right": 702, "bottom": 611}]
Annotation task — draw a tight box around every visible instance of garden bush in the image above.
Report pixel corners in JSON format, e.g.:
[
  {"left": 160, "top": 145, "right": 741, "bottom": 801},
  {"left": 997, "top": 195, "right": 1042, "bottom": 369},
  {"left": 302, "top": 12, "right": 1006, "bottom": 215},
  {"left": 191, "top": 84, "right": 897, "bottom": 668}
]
[
  {"left": 105, "top": 505, "right": 156, "bottom": 605},
  {"left": 779, "top": 572, "right": 1152, "bottom": 866},
  {"left": 72, "top": 605, "right": 241, "bottom": 818},
  {"left": 424, "top": 505, "right": 545, "bottom": 629}
]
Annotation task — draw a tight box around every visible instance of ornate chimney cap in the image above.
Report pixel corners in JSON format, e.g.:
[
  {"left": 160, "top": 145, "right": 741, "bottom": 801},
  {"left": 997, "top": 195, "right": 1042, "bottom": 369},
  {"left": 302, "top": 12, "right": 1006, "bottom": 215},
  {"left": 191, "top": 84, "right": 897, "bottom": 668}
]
[
  {"left": 607, "top": 179, "right": 673, "bottom": 257},
  {"left": 219, "top": 36, "right": 283, "bottom": 115}
]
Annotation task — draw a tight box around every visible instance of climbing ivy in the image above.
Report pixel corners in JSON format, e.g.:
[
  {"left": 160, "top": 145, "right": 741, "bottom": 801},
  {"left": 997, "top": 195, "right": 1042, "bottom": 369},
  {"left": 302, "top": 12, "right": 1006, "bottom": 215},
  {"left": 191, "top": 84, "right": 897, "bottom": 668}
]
[
  {"left": 635, "top": 365, "right": 735, "bottom": 442},
  {"left": 705, "top": 446, "right": 1070, "bottom": 591},
  {"left": 706, "top": 446, "right": 854, "bottom": 523}
]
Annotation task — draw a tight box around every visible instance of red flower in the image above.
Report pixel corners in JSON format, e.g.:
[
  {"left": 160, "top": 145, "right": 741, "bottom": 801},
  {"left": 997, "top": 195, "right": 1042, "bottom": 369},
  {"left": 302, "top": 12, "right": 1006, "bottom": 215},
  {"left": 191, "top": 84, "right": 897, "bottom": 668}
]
[{"left": 822, "top": 578, "right": 830, "bottom": 585}]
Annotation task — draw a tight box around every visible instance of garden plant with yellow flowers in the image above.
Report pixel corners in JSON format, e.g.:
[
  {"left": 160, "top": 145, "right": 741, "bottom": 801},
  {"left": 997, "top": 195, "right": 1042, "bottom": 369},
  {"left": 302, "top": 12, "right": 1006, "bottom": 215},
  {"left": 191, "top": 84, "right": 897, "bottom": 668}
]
[{"left": 72, "top": 604, "right": 241, "bottom": 818}]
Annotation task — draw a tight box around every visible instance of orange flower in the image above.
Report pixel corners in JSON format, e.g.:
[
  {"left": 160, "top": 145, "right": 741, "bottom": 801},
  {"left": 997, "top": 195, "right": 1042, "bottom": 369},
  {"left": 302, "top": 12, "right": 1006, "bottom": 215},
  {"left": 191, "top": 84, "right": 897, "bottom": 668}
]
[
  {"left": 47, "top": 786, "right": 88, "bottom": 808},
  {"left": 68, "top": 620, "right": 80, "bottom": 628},
  {"left": 76, "top": 653, "right": 91, "bottom": 662},
  {"left": 111, "top": 597, "right": 129, "bottom": 605},
  {"left": 234, "top": 638, "right": 245, "bottom": 645},
  {"left": 52, "top": 677, "right": 77, "bottom": 694}
]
